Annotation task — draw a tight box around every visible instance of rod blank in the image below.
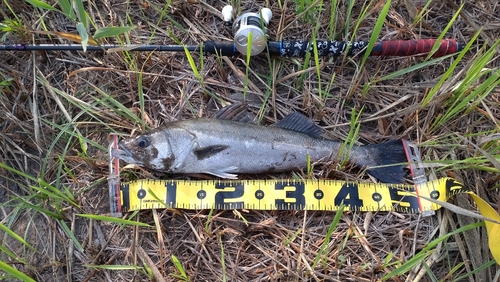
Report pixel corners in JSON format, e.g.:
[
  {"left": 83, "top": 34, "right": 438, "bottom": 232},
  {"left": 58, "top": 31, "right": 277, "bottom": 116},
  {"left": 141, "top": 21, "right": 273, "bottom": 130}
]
[{"left": 0, "top": 44, "right": 198, "bottom": 52}]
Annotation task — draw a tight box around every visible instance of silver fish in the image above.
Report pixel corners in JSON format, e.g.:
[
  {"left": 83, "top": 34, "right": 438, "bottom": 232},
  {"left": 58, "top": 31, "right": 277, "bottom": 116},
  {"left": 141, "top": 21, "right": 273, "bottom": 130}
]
[{"left": 112, "top": 112, "right": 407, "bottom": 183}]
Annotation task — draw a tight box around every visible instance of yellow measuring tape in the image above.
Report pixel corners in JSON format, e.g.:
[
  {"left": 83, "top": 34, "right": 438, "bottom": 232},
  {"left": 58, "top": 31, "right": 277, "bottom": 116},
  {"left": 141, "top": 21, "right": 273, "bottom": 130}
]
[{"left": 112, "top": 177, "right": 466, "bottom": 214}]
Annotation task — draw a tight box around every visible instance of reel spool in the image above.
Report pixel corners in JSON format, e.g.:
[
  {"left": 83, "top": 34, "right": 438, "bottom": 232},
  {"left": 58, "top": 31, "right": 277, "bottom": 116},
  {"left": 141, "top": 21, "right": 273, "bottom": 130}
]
[{"left": 222, "top": 5, "right": 272, "bottom": 56}]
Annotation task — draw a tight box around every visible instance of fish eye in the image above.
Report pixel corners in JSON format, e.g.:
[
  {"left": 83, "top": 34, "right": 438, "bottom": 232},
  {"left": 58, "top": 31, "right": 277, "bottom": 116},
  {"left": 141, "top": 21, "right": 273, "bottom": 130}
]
[{"left": 136, "top": 137, "right": 150, "bottom": 148}]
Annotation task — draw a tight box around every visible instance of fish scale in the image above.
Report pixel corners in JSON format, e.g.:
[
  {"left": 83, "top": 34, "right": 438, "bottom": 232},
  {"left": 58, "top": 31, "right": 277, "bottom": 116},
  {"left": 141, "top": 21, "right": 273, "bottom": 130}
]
[{"left": 172, "top": 118, "right": 339, "bottom": 175}]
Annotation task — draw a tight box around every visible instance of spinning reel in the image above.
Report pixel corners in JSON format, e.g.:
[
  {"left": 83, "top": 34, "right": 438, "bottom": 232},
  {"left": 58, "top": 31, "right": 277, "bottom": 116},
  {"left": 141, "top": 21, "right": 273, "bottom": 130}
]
[{"left": 221, "top": 5, "right": 272, "bottom": 56}]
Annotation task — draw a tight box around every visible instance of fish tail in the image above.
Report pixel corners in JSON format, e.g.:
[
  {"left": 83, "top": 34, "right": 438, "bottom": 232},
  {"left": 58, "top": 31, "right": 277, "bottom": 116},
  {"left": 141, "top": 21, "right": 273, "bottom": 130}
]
[{"left": 361, "top": 140, "right": 408, "bottom": 183}]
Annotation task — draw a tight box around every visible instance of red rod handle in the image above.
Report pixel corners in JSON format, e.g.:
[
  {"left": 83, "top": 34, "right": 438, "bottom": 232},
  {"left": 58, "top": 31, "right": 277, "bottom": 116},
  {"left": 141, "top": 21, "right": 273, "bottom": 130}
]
[{"left": 371, "top": 39, "right": 461, "bottom": 57}]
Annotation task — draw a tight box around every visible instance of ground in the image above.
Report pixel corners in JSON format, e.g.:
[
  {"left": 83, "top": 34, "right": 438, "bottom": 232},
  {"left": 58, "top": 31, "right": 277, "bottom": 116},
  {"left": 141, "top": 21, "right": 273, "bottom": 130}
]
[{"left": 0, "top": 0, "right": 499, "bottom": 281}]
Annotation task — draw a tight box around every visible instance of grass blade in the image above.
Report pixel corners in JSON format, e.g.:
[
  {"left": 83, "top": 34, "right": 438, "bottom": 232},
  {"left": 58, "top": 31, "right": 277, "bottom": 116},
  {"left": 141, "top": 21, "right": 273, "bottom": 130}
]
[
  {"left": 312, "top": 204, "right": 344, "bottom": 268},
  {"left": 25, "top": 0, "right": 56, "bottom": 11},
  {"left": 85, "top": 264, "right": 144, "bottom": 270},
  {"left": 93, "top": 26, "right": 136, "bottom": 40},
  {"left": 0, "top": 223, "right": 36, "bottom": 252},
  {"left": 56, "top": 0, "right": 74, "bottom": 20},
  {"left": 421, "top": 21, "right": 481, "bottom": 108},
  {"left": 171, "top": 255, "right": 189, "bottom": 281},
  {"left": 220, "top": 235, "right": 226, "bottom": 282},
  {"left": 76, "top": 22, "right": 88, "bottom": 52},
  {"left": 73, "top": 0, "right": 88, "bottom": 28},
  {"left": 58, "top": 219, "right": 84, "bottom": 253},
  {"left": 361, "top": 0, "right": 391, "bottom": 68},
  {"left": 77, "top": 214, "right": 152, "bottom": 227},
  {"left": 0, "top": 260, "right": 35, "bottom": 282},
  {"left": 382, "top": 222, "right": 484, "bottom": 280}
]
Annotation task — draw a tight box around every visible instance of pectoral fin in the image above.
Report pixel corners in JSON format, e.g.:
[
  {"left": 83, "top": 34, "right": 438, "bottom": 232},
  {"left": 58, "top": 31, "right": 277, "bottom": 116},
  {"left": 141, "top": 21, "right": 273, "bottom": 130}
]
[
  {"left": 203, "top": 166, "right": 239, "bottom": 179},
  {"left": 194, "top": 145, "right": 229, "bottom": 160}
]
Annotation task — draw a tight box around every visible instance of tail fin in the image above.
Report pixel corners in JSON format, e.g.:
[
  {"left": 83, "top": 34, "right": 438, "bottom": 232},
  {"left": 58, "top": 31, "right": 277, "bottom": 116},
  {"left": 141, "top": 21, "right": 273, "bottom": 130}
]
[{"left": 362, "top": 140, "right": 408, "bottom": 183}]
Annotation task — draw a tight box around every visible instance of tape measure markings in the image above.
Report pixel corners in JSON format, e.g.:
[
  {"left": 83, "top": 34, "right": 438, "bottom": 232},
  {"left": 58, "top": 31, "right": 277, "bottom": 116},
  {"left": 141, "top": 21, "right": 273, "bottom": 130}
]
[{"left": 115, "top": 178, "right": 466, "bottom": 213}]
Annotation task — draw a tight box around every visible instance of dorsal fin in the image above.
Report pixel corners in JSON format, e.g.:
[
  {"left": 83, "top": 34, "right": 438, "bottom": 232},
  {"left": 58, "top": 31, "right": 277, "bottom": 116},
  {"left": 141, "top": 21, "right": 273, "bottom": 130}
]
[
  {"left": 275, "top": 112, "right": 323, "bottom": 138},
  {"left": 212, "top": 102, "right": 256, "bottom": 123}
]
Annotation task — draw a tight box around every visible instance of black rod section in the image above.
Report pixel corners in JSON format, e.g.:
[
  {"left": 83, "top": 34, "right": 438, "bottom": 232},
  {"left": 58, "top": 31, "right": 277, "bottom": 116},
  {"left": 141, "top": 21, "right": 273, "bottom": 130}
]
[{"left": 0, "top": 44, "right": 199, "bottom": 52}]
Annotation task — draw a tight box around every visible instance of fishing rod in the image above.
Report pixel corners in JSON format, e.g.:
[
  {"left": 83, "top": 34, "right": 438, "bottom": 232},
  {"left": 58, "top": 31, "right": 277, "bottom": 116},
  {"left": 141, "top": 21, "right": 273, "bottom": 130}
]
[
  {"left": 0, "top": 5, "right": 463, "bottom": 58},
  {"left": 1, "top": 38, "right": 462, "bottom": 58}
]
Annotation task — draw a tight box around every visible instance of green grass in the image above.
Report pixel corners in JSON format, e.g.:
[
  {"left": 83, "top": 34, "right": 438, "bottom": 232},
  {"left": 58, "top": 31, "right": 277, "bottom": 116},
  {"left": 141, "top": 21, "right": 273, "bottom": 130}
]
[
  {"left": 293, "top": 0, "right": 323, "bottom": 24},
  {"left": 382, "top": 222, "right": 486, "bottom": 280},
  {"left": 0, "top": 260, "right": 36, "bottom": 282},
  {"left": 170, "top": 254, "right": 190, "bottom": 281},
  {"left": 312, "top": 204, "right": 344, "bottom": 269},
  {"left": 219, "top": 235, "right": 227, "bottom": 282},
  {"left": 338, "top": 106, "right": 363, "bottom": 166}
]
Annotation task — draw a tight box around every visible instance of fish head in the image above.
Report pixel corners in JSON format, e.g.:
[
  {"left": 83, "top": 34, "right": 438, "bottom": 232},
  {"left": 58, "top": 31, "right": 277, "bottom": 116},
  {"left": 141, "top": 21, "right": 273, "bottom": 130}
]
[{"left": 111, "top": 131, "right": 176, "bottom": 171}]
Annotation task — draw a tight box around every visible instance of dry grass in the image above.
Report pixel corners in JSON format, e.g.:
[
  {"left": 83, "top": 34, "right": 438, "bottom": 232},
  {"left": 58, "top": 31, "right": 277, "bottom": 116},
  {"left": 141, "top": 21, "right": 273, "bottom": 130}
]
[{"left": 0, "top": 0, "right": 499, "bottom": 281}]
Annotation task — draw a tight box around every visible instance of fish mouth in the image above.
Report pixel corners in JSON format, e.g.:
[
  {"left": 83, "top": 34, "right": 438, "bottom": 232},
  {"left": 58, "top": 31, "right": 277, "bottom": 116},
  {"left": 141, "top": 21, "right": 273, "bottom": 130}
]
[{"left": 111, "top": 142, "right": 133, "bottom": 160}]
